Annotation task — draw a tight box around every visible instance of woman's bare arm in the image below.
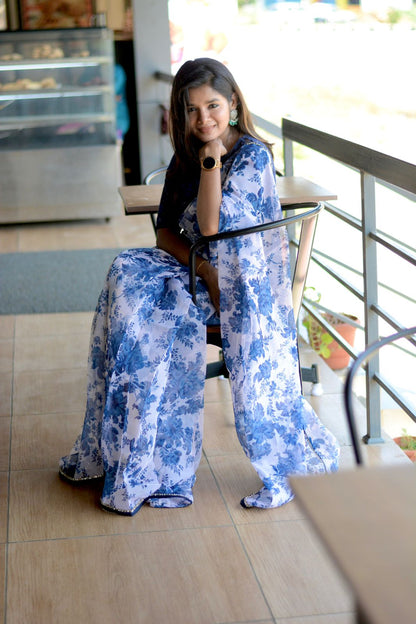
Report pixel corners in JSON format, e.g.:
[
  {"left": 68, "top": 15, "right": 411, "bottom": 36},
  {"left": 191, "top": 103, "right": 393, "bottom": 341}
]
[{"left": 156, "top": 227, "right": 220, "bottom": 312}]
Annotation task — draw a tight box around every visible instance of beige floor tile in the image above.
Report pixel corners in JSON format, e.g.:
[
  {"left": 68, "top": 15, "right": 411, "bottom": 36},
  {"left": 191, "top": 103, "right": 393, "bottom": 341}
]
[
  {"left": 111, "top": 213, "right": 156, "bottom": 249},
  {"left": 0, "top": 473, "right": 8, "bottom": 543},
  {"left": 7, "top": 526, "right": 271, "bottom": 624},
  {"left": 277, "top": 616, "right": 355, "bottom": 624},
  {"left": 203, "top": 399, "right": 242, "bottom": 456},
  {"left": 0, "top": 372, "right": 12, "bottom": 418},
  {"left": 208, "top": 454, "right": 306, "bottom": 525},
  {"left": 0, "top": 339, "right": 13, "bottom": 373},
  {"left": 0, "top": 545, "right": 5, "bottom": 622},
  {"left": 14, "top": 333, "right": 89, "bottom": 372},
  {"left": 309, "top": 393, "right": 354, "bottom": 446},
  {"left": 17, "top": 220, "right": 121, "bottom": 252},
  {"left": 238, "top": 520, "right": 353, "bottom": 619},
  {"left": 0, "top": 418, "right": 10, "bottom": 471},
  {"left": 15, "top": 311, "right": 93, "bottom": 338},
  {"left": 204, "top": 376, "right": 232, "bottom": 404},
  {"left": 8, "top": 460, "right": 231, "bottom": 542},
  {"left": 0, "top": 316, "right": 15, "bottom": 339},
  {"left": 11, "top": 412, "right": 84, "bottom": 471},
  {"left": 365, "top": 437, "right": 411, "bottom": 466},
  {"left": 339, "top": 431, "right": 409, "bottom": 470},
  {"left": 13, "top": 368, "right": 87, "bottom": 416},
  {"left": 0, "top": 226, "right": 18, "bottom": 253}
]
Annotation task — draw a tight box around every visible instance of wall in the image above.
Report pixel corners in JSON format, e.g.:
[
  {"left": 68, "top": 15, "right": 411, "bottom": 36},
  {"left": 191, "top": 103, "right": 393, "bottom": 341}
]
[{"left": 132, "top": 0, "right": 172, "bottom": 180}]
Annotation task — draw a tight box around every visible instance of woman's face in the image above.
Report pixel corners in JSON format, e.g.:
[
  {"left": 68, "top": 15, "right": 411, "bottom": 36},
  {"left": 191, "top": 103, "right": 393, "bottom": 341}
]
[{"left": 186, "top": 83, "right": 236, "bottom": 145}]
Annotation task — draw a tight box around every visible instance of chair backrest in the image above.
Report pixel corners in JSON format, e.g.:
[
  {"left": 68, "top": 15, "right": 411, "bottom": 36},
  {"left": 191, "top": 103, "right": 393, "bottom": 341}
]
[
  {"left": 143, "top": 166, "right": 168, "bottom": 185},
  {"left": 188, "top": 202, "right": 323, "bottom": 326},
  {"left": 344, "top": 326, "right": 416, "bottom": 465},
  {"left": 143, "top": 167, "right": 168, "bottom": 234}
]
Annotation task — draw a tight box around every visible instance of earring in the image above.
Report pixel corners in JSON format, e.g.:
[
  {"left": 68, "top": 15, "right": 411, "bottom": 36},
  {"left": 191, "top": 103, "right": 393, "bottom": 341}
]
[{"left": 229, "top": 109, "right": 238, "bottom": 127}]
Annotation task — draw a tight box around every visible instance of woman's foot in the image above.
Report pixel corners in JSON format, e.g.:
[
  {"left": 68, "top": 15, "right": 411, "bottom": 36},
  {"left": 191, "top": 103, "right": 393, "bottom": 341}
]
[{"left": 240, "top": 484, "right": 294, "bottom": 509}]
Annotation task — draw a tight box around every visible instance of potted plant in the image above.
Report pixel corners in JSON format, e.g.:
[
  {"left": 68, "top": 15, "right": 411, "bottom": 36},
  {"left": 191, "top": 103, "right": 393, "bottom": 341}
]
[
  {"left": 302, "top": 288, "right": 359, "bottom": 371},
  {"left": 393, "top": 429, "right": 416, "bottom": 462}
]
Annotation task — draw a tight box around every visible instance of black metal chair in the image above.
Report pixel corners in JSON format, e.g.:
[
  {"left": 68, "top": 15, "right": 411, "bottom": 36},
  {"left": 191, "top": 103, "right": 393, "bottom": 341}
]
[
  {"left": 189, "top": 202, "right": 324, "bottom": 389},
  {"left": 343, "top": 326, "right": 416, "bottom": 465}
]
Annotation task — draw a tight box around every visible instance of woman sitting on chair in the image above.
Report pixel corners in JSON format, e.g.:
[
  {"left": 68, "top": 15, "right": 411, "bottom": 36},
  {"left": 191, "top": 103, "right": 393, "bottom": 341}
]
[{"left": 59, "top": 58, "right": 339, "bottom": 515}]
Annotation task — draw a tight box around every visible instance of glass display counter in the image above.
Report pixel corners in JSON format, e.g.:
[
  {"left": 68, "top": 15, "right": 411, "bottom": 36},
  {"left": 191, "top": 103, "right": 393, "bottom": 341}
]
[{"left": 0, "top": 28, "right": 122, "bottom": 222}]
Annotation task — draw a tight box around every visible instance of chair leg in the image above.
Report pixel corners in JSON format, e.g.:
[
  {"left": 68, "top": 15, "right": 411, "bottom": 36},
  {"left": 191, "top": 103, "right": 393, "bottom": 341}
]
[
  {"left": 150, "top": 214, "right": 157, "bottom": 235},
  {"left": 301, "top": 364, "right": 323, "bottom": 396},
  {"left": 206, "top": 350, "right": 229, "bottom": 379}
]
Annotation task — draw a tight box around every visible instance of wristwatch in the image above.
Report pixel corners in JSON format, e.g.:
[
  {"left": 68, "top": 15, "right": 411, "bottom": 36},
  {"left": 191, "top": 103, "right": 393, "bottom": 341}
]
[{"left": 200, "top": 156, "right": 222, "bottom": 171}]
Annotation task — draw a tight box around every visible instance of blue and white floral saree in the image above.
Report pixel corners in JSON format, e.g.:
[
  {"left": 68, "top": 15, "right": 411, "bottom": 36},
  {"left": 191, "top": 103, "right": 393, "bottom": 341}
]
[{"left": 59, "top": 136, "right": 339, "bottom": 514}]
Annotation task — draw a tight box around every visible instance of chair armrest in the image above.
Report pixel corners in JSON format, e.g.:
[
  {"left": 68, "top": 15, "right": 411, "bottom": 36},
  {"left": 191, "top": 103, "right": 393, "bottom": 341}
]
[{"left": 188, "top": 201, "right": 322, "bottom": 305}]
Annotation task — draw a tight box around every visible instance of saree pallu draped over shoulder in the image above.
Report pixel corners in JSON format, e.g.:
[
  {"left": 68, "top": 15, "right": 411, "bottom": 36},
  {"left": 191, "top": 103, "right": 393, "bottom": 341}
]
[{"left": 59, "top": 136, "right": 339, "bottom": 514}]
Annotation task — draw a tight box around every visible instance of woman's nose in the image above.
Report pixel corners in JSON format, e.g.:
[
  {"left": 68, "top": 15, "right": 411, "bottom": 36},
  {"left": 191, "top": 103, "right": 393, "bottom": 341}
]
[{"left": 198, "top": 108, "right": 209, "bottom": 124}]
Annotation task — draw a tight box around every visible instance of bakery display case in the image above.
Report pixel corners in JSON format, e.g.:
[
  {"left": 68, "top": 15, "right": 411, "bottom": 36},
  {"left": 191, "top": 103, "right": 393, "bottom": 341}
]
[{"left": 0, "top": 27, "right": 122, "bottom": 222}]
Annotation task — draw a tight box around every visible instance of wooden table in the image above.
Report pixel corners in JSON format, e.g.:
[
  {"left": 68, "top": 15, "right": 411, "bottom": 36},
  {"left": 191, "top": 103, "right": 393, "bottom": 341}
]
[
  {"left": 118, "top": 176, "right": 337, "bottom": 216},
  {"left": 290, "top": 464, "right": 416, "bottom": 624}
]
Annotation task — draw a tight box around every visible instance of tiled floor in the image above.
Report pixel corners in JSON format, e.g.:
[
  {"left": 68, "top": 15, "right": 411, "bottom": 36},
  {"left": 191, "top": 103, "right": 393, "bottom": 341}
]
[{"left": 1, "top": 212, "right": 410, "bottom": 623}]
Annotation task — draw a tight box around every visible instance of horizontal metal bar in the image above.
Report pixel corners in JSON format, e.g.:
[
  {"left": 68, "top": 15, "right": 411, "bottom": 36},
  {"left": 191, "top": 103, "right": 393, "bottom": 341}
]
[
  {"left": 373, "top": 371, "right": 416, "bottom": 423},
  {"left": 309, "top": 252, "right": 364, "bottom": 302},
  {"left": 302, "top": 300, "right": 360, "bottom": 360},
  {"left": 370, "top": 305, "right": 416, "bottom": 348},
  {"left": 282, "top": 118, "right": 416, "bottom": 194},
  {"left": 323, "top": 203, "right": 362, "bottom": 231},
  {"left": 312, "top": 247, "right": 362, "bottom": 278},
  {"left": 154, "top": 70, "right": 173, "bottom": 84},
  {"left": 369, "top": 231, "right": 416, "bottom": 266},
  {"left": 251, "top": 114, "right": 282, "bottom": 140},
  {"left": 377, "top": 178, "right": 416, "bottom": 203},
  {"left": 303, "top": 297, "right": 363, "bottom": 330}
]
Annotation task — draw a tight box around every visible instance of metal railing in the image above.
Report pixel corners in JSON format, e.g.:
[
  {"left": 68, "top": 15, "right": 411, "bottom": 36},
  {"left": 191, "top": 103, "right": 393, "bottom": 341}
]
[
  {"left": 258, "top": 116, "right": 416, "bottom": 443},
  {"left": 153, "top": 71, "right": 416, "bottom": 444}
]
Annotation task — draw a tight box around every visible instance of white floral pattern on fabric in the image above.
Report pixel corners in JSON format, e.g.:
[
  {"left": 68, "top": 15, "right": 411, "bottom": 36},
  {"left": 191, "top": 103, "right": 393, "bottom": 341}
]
[{"left": 59, "top": 136, "right": 339, "bottom": 514}]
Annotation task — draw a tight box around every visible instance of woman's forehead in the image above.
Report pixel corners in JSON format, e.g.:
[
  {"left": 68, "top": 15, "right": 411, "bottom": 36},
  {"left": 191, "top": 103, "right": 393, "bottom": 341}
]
[{"left": 187, "top": 84, "right": 226, "bottom": 105}]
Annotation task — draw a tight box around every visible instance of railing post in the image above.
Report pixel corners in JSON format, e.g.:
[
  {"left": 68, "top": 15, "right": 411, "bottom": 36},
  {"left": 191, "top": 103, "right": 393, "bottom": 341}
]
[
  {"left": 361, "top": 172, "right": 384, "bottom": 444},
  {"left": 283, "top": 136, "right": 294, "bottom": 176},
  {"left": 283, "top": 134, "right": 297, "bottom": 277}
]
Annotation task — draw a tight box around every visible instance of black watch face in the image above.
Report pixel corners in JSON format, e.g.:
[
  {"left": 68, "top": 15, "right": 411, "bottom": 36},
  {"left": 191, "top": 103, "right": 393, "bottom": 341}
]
[{"left": 203, "top": 156, "right": 216, "bottom": 169}]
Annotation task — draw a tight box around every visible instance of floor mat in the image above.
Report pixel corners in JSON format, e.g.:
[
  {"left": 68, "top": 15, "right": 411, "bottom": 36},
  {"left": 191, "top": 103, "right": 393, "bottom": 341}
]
[{"left": 0, "top": 248, "right": 123, "bottom": 314}]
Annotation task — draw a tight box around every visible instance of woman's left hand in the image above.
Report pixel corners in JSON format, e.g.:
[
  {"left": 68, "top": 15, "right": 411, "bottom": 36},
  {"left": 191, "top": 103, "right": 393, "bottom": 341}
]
[{"left": 199, "top": 262, "right": 220, "bottom": 312}]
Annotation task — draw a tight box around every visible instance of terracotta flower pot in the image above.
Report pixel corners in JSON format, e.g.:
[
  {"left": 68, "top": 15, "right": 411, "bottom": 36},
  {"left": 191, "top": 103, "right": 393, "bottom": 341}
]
[
  {"left": 324, "top": 318, "right": 357, "bottom": 370},
  {"left": 393, "top": 436, "right": 416, "bottom": 462},
  {"left": 307, "top": 313, "right": 358, "bottom": 371}
]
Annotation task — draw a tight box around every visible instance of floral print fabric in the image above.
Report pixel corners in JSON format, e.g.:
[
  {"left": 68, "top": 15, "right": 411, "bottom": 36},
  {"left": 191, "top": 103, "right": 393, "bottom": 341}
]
[{"left": 59, "top": 136, "right": 339, "bottom": 514}]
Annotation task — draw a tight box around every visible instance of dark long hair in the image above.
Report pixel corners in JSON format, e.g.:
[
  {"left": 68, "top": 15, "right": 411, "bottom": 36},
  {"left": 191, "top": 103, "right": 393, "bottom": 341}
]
[{"left": 169, "top": 58, "right": 272, "bottom": 167}]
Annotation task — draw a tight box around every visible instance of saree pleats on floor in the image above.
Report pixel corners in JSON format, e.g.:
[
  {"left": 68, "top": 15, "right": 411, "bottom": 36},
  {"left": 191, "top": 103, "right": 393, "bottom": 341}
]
[{"left": 60, "top": 249, "right": 212, "bottom": 513}]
